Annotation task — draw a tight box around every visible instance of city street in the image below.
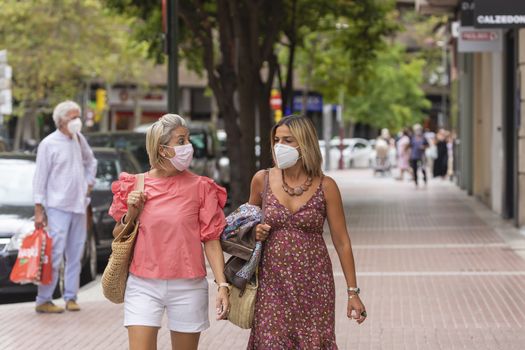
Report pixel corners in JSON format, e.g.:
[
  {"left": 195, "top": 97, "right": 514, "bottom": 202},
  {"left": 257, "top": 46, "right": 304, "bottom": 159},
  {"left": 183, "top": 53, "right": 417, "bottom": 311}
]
[{"left": 1, "top": 169, "right": 525, "bottom": 349}]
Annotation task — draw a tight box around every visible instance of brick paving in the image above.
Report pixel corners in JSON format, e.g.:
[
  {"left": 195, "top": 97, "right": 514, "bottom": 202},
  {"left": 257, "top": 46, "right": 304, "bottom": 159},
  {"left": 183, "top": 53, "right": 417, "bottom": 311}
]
[{"left": 1, "top": 169, "right": 525, "bottom": 349}]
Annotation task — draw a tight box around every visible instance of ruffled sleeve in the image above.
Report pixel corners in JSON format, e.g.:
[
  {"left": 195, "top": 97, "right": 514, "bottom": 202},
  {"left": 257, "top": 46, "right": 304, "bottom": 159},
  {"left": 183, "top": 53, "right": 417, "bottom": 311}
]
[
  {"left": 108, "top": 172, "right": 137, "bottom": 222},
  {"left": 199, "top": 177, "right": 227, "bottom": 242}
]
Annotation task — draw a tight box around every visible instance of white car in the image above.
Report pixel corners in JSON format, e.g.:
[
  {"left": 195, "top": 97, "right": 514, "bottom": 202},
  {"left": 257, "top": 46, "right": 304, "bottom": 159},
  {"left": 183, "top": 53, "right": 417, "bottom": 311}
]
[{"left": 319, "top": 138, "right": 372, "bottom": 170}]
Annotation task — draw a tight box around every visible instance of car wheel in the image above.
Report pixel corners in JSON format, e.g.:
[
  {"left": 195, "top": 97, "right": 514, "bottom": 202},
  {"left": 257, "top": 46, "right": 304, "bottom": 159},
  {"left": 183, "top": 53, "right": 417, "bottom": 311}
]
[{"left": 80, "top": 233, "right": 97, "bottom": 284}]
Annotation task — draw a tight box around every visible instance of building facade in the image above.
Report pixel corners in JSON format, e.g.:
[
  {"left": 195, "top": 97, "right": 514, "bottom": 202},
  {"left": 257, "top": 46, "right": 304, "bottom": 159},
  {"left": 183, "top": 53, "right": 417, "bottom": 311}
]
[{"left": 418, "top": 0, "right": 525, "bottom": 229}]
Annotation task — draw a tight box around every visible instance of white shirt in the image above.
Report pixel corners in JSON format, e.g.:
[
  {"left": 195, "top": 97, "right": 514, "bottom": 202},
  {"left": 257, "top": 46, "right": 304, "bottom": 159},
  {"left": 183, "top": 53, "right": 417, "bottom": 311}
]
[{"left": 33, "top": 130, "right": 97, "bottom": 214}]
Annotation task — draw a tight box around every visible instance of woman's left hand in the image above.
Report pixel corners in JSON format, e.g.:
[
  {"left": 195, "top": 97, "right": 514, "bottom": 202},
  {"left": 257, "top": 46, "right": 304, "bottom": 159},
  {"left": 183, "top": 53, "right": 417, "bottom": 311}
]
[
  {"left": 347, "top": 294, "right": 367, "bottom": 324},
  {"left": 216, "top": 287, "right": 230, "bottom": 320}
]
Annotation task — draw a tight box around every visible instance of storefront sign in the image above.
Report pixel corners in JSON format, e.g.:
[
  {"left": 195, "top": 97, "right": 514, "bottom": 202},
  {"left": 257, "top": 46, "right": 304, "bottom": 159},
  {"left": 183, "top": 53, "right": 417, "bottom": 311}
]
[
  {"left": 458, "top": 26, "right": 503, "bottom": 52},
  {"left": 292, "top": 92, "right": 323, "bottom": 113},
  {"left": 474, "top": 0, "right": 525, "bottom": 28}
]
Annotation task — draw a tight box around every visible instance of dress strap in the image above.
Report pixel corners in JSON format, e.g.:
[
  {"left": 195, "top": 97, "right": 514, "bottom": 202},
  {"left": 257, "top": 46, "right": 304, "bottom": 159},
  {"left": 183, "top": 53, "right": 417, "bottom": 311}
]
[{"left": 261, "top": 169, "right": 270, "bottom": 224}]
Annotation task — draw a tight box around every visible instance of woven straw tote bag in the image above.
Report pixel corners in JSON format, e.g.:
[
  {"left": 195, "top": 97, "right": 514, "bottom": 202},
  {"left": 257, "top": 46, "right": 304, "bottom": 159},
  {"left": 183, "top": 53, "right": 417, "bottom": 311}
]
[
  {"left": 227, "top": 271, "right": 258, "bottom": 329},
  {"left": 226, "top": 170, "right": 269, "bottom": 328},
  {"left": 101, "top": 173, "right": 144, "bottom": 304}
]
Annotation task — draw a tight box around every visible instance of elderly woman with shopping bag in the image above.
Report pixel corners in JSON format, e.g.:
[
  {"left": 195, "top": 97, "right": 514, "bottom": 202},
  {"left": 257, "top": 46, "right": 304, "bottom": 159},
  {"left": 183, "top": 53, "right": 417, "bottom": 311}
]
[{"left": 108, "top": 114, "right": 229, "bottom": 350}]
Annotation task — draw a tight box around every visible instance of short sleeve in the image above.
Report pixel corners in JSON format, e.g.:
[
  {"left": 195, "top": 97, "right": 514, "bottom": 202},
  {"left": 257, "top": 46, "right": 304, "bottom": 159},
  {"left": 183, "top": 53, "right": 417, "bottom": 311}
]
[
  {"left": 108, "top": 172, "right": 136, "bottom": 222},
  {"left": 198, "top": 177, "right": 227, "bottom": 242}
]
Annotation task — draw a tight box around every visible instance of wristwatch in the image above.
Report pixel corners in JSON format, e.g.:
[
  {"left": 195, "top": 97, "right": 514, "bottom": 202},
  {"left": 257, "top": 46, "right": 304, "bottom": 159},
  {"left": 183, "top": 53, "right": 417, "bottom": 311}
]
[{"left": 347, "top": 287, "right": 360, "bottom": 294}]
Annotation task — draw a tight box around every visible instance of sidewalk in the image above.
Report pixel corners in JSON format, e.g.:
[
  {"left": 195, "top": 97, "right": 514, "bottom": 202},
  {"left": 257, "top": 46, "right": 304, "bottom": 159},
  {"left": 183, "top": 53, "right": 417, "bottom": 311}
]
[{"left": 1, "top": 169, "right": 525, "bottom": 349}]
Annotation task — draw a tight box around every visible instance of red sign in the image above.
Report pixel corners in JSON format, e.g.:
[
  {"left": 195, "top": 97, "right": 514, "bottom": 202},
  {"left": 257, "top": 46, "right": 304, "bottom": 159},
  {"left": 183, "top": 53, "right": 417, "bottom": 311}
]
[
  {"left": 270, "top": 89, "right": 282, "bottom": 110},
  {"left": 461, "top": 31, "right": 499, "bottom": 41}
]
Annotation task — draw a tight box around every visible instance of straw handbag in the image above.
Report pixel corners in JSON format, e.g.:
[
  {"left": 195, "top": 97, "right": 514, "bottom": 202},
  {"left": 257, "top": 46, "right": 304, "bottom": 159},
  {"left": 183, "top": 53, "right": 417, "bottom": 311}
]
[
  {"left": 101, "top": 173, "right": 144, "bottom": 304},
  {"left": 226, "top": 170, "right": 268, "bottom": 329},
  {"left": 227, "top": 270, "right": 258, "bottom": 329}
]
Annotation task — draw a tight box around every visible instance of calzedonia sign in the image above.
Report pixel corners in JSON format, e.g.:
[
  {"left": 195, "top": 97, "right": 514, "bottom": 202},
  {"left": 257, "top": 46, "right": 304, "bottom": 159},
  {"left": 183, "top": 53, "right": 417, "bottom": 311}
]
[{"left": 474, "top": 0, "right": 525, "bottom": 28}]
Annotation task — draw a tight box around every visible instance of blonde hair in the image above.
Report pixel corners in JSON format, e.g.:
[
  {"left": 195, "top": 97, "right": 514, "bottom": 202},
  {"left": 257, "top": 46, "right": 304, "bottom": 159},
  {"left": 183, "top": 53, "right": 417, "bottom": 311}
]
[
  {"left": 146, "top": 114, "right": 187, "bottom": 170},
  {"left": 270, "top": 115, "right": 323, "bottom": 178}
]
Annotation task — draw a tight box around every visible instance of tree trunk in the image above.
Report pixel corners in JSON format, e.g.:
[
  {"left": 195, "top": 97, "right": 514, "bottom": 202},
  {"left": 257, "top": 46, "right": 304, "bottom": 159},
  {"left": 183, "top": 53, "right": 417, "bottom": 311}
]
[
  {"left": 258, "top": 87, "right": 273, "bottom": 169},
  {"left": 179, "top": 0, "right": 283, "bottom": 207},
  {"left": 282, "top": 0, "right": 298, "bottom": 114},
  {"left": 13, "top": 104, "right": 36, "bottom": 151},
  {"left": 258, "top": 54, "right": 278, "bottom": 170}
]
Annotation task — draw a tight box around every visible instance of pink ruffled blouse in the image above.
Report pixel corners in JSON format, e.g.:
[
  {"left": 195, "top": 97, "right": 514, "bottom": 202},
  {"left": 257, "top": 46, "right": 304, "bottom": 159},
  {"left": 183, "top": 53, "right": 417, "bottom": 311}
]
[{"left": 109, "top": 171, "right": 227, "bottom": 279}]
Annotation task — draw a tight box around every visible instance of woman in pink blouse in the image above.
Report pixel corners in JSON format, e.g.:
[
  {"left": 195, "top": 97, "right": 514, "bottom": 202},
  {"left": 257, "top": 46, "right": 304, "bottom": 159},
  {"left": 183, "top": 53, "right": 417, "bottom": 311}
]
[{"left": 109, "top": 114, "right": 229, "bottom": 350}]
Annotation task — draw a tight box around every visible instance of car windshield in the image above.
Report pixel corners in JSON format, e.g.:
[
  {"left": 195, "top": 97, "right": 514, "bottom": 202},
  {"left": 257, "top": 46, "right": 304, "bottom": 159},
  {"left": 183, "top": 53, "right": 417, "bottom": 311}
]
[
  {"left": 190, "top": 133, "right": 207, "bottom": 158},
  {"left": 0, "top": 159, "right": 35, "bottom": 206},
  {"left": 94, "top": 157, "right": 118, "bottom": 191}
]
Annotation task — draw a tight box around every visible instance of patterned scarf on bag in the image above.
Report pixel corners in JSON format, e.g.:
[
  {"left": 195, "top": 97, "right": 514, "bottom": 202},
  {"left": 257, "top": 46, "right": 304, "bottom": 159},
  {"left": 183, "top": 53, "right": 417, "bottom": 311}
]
[{"left": 222, "top": 203, "right": 263, "bottom": 283}]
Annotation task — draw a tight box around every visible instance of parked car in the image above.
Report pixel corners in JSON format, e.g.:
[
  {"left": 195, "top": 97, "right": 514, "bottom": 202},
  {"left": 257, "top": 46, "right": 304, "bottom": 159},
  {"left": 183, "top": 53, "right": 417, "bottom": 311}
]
[
  {"left": 85, "top": 122, "right": 226, "bottom": 187},
  {"left": 90, "top": 148, "right": 142, "bottom": 267},
  {"left": 0, "top": 153, "right": 97, "bottom": 298},
  {"left": 319, "top": 138, "right": 373, "bottom": 170}
]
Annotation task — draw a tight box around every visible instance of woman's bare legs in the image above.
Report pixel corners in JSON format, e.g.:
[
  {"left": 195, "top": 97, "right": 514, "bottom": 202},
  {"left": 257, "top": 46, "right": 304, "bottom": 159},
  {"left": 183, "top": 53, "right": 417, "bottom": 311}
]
[
  {"left": 128, "top": 326, "right": 160, "bottom": 350},
  {"left": 170, "top": 331, "right": 200, "bottom": 350}
]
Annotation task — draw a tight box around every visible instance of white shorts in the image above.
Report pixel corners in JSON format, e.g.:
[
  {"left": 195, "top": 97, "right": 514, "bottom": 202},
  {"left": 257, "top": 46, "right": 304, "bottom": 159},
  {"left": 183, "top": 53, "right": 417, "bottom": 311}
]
[{"left": 124, "top": 273, "right": 210, "bottom": 332}]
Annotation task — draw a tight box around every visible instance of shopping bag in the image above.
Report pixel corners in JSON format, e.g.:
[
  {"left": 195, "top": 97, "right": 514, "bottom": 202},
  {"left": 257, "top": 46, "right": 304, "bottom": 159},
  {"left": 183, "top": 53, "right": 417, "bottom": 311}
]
[
  {"left": 9, "top": 228, "right": 46, "bottom": 284},
  {"left": 40, "top": 230, "right": 53, "bottom": 285}
]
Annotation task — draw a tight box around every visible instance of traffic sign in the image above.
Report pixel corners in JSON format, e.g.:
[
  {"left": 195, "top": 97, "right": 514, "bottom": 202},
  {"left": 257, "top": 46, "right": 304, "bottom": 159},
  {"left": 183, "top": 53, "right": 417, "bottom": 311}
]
[{"left": 270, "top": 89, "right": 282, "bottom": 110}]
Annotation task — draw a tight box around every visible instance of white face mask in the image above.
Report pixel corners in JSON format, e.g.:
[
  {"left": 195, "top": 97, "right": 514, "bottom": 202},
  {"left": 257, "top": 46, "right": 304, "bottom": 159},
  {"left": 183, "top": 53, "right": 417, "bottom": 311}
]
[
  {"left": 274, "top": 143, "right": 300, "bottom": 169},
  {"left": 162, "top": 143, "right": 194, "bottom": 171},
  {"left": 67, "top": 118, "right": 82, "bottom": 134}
]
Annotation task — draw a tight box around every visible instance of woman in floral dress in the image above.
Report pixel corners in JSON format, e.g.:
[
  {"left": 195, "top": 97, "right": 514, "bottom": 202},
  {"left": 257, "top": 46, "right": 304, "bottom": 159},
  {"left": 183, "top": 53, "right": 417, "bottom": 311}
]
[{"left": 247, "top": 115, "right": 366, "bottom": 349}]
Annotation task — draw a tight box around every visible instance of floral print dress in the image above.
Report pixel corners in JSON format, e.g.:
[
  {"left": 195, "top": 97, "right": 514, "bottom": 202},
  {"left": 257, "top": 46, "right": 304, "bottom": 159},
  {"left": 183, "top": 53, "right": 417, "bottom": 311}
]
[{"left": 247, "top": 176, "right": 337, "bottom": 349}]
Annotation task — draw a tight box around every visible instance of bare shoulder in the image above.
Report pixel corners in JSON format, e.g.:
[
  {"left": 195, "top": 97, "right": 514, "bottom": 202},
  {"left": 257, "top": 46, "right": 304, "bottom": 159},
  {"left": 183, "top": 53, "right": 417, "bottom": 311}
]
[
  {"left": 322, "top": 175, "right": 339, "bottom": 190},
  {"left": 253, "top": 169, "right": 267, "bottom": 180},
  {"left": 252, "top": 169, "right": 267, "bottom": 186},
  {"left": 321, "top": 176, "right": 341, "bottom": 199}
]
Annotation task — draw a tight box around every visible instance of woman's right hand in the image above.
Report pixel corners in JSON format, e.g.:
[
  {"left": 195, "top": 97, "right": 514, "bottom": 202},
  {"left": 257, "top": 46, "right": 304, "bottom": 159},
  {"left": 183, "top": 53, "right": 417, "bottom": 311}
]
[
  {"left": 126, "top": 190, "right": 146, "bottom": 222},
  {"left": 255, "top": 223, "right": 271, "bottom": 242}
]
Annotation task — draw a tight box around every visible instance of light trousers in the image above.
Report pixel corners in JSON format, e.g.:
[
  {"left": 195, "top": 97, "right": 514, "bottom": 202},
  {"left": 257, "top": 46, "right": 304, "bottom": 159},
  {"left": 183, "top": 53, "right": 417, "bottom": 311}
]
[{"left": 36, "top": 207, "right": 86, "bottom": 305}]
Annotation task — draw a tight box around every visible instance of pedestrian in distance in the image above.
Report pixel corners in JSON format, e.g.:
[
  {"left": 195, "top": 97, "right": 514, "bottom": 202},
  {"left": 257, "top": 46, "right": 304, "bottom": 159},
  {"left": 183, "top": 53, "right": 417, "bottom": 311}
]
[
  {"left": 108, "top": 114, "right": 229, "bottom": 350},
  {"left": 395, "top": 127, "right": 411, "bottom": 181},
  {"left": 374, "top": 128, "right": 391, "bottom": 173},
  {"left": 33, "top": 100, "right": 97, "bottom": 313},
  {"left": 408, "top": 123, "right": 429, "bottom": 188},
  {"left": 247, "top": 115, "right": 366, "bottom": 349},
  {"left": 432, "top": 129, "right": 449, "bottom": 179},
  {"left": 446, "top": 130, "right": 455, "bottom": 180}
]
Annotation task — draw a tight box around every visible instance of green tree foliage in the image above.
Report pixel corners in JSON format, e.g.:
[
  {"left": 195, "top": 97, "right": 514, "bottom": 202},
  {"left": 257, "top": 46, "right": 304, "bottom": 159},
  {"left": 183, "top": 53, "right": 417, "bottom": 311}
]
[
  {"left": 102, "top": 0, "right": 397, "bottom": 205},
  {"left": 277, "top": 0, "right": 398, "bottom": 110},
  {"left": 400, "top": 11, "right": 449, "bottom": 88},
  {"left": 295, "top": 7, "right": 430, "bottom": 131},
  {"left": 0, "top": 0, "right": 149, "bottom": 146},
  {"left": 343, "top": 46, "right": 431, "bottom": 130}
]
